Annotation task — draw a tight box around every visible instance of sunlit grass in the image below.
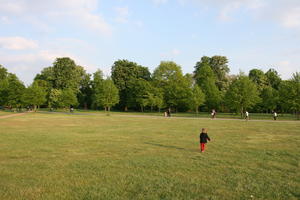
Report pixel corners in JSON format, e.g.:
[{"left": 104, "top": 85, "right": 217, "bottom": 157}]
[{"left": 0, "top": 113, "right": 299, "bottom": 199}]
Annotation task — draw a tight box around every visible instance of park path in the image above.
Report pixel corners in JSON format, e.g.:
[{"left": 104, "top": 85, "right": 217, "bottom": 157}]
[
  {"left": 0, "top": 112, "right": 27, "bottom": 119},
  {"left": 37, "top": 111, "right": 299, "bottom": 123}
]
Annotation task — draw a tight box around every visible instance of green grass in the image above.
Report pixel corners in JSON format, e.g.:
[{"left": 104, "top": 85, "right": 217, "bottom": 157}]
[
  {"left": 0, "top": 110, "right": 17, "bottom": 116},
  {"left": 0, "top": 113, "right": 299, "bottom": 199}
]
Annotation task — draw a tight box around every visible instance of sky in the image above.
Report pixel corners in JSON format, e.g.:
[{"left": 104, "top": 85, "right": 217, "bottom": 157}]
[{"left": 0, "top": 0, "right": 299, "bottom": 85}]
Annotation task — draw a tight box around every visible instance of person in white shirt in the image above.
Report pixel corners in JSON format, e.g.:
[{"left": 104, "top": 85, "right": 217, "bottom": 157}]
[
  {"left": 273, "top": 111, "right": 277, "bottom": 120},
  {"left": 245, "top": 111, "right": 249, "bottom": 121}
]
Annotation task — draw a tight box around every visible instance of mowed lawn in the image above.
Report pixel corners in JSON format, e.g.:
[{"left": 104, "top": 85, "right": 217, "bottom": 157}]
[
  {"left": 0, "top": 111, "right": 16, "bottom": 117},
  {"left": 0, "top": 113, "right": 299, "bottom": 200}
]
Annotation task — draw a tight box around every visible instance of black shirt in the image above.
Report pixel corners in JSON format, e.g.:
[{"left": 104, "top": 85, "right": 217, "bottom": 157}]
[{"left": 200, "top": 132, "right": 210, "bottom": 143}]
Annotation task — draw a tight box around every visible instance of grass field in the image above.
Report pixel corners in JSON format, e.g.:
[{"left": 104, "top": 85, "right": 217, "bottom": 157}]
[
  {"left": 0, "top": 113, "right": 299, "bottom": 199},
  {"left": 0, "top": 111, "right": 16, "bottom": 116}
]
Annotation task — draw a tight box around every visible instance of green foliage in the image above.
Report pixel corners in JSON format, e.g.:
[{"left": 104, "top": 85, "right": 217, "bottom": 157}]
[
  {"left": 111, "top": 59, "right": 150, "bottom": 110},
  {"left": 265, "top": 69, "right": 281, "bottom": 90},
  {"left": 225, "top": 75, "right": 260, "bottom": 115},
  {"left": 152, "top": 61, "right": 183, "bottom": 84},
  {"left": 52, "top": 58, "right": 85, "bottom": 92},
  {"left": 153, "top": 61, "right": 192, "bottom": 111},
  {"left": 91, "top": 70, "right": 104, "bottom": 109},
  {"left": 260, "top": 86, "right": 279, "bottom": 112},
  {"left": 23, "top": 82, "right": 47, "bottom": 111},
  {"left": 194, "top": 56, "right": 230, "bottom": 91},
  {"left": 279, "top": 72, "right": 300, "bottom": 118},
  {"left": 48, "top": 89, "right": 62, "bottom": 109},
  {"left": 60, "top": 88, "right": 78, "bottom": 108},
  {"left": 78, "top": 73, "right": 93, "bottom": 109},
  {"left": 6, "top": 74, "right": 25, "bottom": 109},
  {"left": 249, "top": 69, "right": 268, "bottom": 92},
  {"left": 189, "top": 85, "right": 205, "bottom": 113},
  {"left": 127, "top": 79, "right": 152, "bottom": 111},
  {"left": 94, "top": 78, "right": 119, "bottom": 112},
  {"left": 146, "top": 87, "right": 164, "bottom": 112},
  {"left": 194, "top": 62, "right": 221, "bottom": 110},
  {"left": 0, "top": 65, "right": 9, "bottom": 106}
]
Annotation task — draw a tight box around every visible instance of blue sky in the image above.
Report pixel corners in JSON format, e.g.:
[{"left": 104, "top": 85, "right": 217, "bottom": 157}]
[{"left": 0, "top": 0, "right": 299, "bottom": 85}]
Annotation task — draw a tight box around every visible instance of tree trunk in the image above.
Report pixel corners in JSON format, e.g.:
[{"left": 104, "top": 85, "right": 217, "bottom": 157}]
[
  {"left": 34, "top": 105, "right": 37, "bottom": 112},
  {"left": 107, "top": 107, "right": 111, "bottom": 116},
  {"left": 124, "top": 106, "right": 128, "bottom": 112},
  {"left": 84, "top": 103, "right": 88, "bottom": 110},
  {"left": 240, "top": 108, "right": 243, "bottom": 118}
]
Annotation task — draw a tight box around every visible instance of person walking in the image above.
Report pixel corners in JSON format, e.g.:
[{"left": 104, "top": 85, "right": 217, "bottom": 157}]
[
  {"left": 211, "top": 109, "right": 216, "bottom": 119},
  {"left": 245, "top": 111, "right": 249, "bottom": 121},
  {"left": 199, "top": 128, "right": 211, "bottom": 152},
  {"left": 167, "top": 108, "right": 171, "bottom": 117},
  {"left": 273, "top": 111, "right": 277, "bottom": 120}
]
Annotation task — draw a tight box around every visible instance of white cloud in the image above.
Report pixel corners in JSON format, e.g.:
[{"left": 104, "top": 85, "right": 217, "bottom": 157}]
[
  {"left": 188, "top": 0, "right": 300, "bottom": 29},
  {"left": 276, "top": 60, "right": 299, "bottom": 79},
  {"left": 0, "top": 16, "right": 10, "bottom": 24},
  {"left": 0, "top": 0, "right": 112, "bottom": 35},
  {"left": 171, "top": 49, "right": 180, "bottom": 55},
  {"left": 114, "top": 6, "right": 129, "bottom": 24},
  {"left": 1, "top": 48, "right": 98, "bottom": 84},
  {"left": 0, "top": 36, "right": 38, "bottom": 50},
  {"left": 160, "top": 48, "right": 181, "bottom": 57},
  {"left": 280, "top": 7, "right": 300, "bottom": 28}
]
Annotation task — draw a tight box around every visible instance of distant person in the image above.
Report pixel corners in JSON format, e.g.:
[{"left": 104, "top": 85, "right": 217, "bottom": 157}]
[
  {"left": 167, "top": 108, "right": 171, "bottom": 117},
  {"left": 211, "top": 109, "right": 216, "bottom": 119},
  {"left": 245, "top": 111, "right": 249, "bottom": 121},
  {"left": 199, "top": 128, "right": 211, "bottom": 152},
  {"left": 164, "top": 111, "right": 167, "bottom": 117},
  {"left": 273, "top": 111, "right": 277, "bottom": 120},
  {"left": 70, "top": 105, "right": 74, "bottom": 113}
]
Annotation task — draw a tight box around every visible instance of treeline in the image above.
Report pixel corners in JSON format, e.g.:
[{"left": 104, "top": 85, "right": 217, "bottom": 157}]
[{"left": 0, "top": 56, "right": 299, "bottom": 117}]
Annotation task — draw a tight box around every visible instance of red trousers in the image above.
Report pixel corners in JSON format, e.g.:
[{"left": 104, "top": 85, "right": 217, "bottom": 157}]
[{"left": 200, "top": 143, "right": 206, "bottom": 151}]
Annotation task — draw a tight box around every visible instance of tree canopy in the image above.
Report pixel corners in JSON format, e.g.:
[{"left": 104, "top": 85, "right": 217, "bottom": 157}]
[{"left": 0, "top": 56, "right": 298, "bottom": 118}]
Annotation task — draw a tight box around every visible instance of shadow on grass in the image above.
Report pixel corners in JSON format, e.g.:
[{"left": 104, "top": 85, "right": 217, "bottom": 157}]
[{"left": 144, "top": 142, "right": 199, "bottom": 153}]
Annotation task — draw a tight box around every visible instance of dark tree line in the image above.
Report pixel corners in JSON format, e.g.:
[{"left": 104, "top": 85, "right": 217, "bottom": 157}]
[{"left": 0, "top": 56, "right": 299, "bottom": 118}]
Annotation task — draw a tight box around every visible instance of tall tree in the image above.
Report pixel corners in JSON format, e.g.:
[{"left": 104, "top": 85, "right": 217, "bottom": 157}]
[
  {"left": 6, "top": 74, "right": 25, "bottom": 110},
  {"left": 146, "top": 86, "right": 164, "bottom": 112},
  {"left": 48, "top": 89, "right": 62, "bottom": 109},
  {"left": 91, "top": 69, "right": 104, "bottom": 109},
  {"left": 194, "top": 56, "right": 230, "bottom": 91},
  {"left": 52, "top": 58, "right": 85, "bottom": 91},
  {"left": 35, "top": 57, "right": 87, "bottom": 107},
  {"left": 194, "top": 60, "right": 221, "bottom": 110},
  {"left": 127, "top": 78, "right": 153, "bottom": 111},
  {"left": 153, "top": 61, "right": 191, "bottom": 111},
  {"left": 279, "top": 73, "right": 300, "bottom": 119},
  {"left": 0, "top": 65, "right": 9, "bottom": 106},
  {"left": 23, "top": 81, "right": 46, "bottom": 111},
  {"left": 249, "top": 69, "right": 267, "bottom": 91},
  {"left": 78, "top": 73, "right": 93, "bottom": 109},
  {"left": 111, "top": 59, "right": 150, "bottom": 110},
  {"left": 265, "top": 68, "right": 281, "bottom": 90},
  {"left": 189, "top": 85, "right": 205, "bottom": 113},
  {"left": 94, "top": 78, "right": 119, "bottom": 114},
  {"left": 225, "top": 75, "right": 260, "bottom": 117},
  {"left": 260, "top": 86, "right": 279, "bottom": 113},
  {"left": 210, "top": 56, "right": 230, "bottom": 90},
  {"left": 60, "top": 88, "right": 78, "bottom": 109}
]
